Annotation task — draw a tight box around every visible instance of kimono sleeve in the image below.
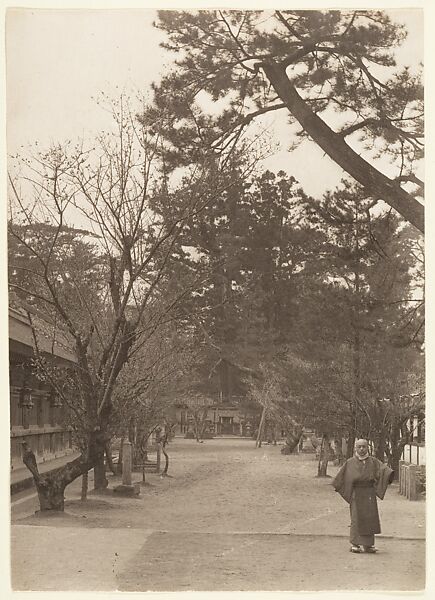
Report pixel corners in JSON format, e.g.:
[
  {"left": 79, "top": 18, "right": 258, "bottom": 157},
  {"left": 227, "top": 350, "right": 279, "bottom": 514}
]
[
  {"left": 332, "top": 461, "right": 352, "bottom": 504},
  {"left": 376, "top": 462, "right": 394, "bottom": 500}
]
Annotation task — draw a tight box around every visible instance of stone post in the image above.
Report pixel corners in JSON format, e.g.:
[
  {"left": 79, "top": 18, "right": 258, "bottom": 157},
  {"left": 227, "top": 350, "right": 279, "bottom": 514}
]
[
  {"left": 113, "top": 440, "right": 140, "bottom": 496},
  {"left": 122, "top": 441, "right": 132, "bottom": 486},
  {"left": 408, "top": 464, "right": 418, "bottom": 501},
  {"left": 399, "top": 460, "right": 405, "bottom": 495}
]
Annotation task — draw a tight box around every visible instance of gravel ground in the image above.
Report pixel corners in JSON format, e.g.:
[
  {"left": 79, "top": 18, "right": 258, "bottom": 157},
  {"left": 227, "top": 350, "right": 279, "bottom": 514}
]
[{"left": 10, "top": 438, "right": 426, "bottom": 592}]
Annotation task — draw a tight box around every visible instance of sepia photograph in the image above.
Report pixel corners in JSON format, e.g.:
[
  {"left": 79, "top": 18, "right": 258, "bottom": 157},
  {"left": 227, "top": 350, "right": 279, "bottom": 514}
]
[{"left": 4, "top": 1, "right": 426, "bottom": 595}]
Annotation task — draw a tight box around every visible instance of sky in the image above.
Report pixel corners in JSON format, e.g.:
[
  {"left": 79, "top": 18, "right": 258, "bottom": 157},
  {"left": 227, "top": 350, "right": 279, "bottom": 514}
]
[
  {"left": 5, "top": 5, "right": 424, "bottom": 199},
  {"left": 6, "top": 9, "right": 165, "bottom": 148}
]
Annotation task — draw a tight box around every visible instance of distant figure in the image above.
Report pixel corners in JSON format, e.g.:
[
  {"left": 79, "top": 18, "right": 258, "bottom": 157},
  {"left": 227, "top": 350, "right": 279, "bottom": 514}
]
[{"left": 332, "top": 439, "right": 394, "bottom": 554}]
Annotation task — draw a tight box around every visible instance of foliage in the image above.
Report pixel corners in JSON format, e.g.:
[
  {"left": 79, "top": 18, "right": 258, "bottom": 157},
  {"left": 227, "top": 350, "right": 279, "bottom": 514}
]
[
  {"left": 153, "top": 167, "right": 326, "bottom": 403},
  {"left": 287, "top": 182, "right": 424, "bottom": 458},
  {"left": 151, "top": 9, "right": 424, "bottom": 231}
]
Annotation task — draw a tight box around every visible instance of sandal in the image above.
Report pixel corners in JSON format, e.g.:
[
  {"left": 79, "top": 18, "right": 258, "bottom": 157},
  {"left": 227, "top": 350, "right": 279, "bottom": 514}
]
[
  {"left": 350, "top": 545, "right": 361, "bottom": 553},
  {"left": 363, "top": 546, "right": 378, "bottom": 554}
]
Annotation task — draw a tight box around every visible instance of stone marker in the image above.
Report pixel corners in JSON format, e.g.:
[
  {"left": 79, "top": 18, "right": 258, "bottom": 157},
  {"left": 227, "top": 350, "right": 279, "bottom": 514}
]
[
  {"left": 113, "top": 441, "right": 140, "bottom": 496},
  {"left": 408, "top": 464, "right": 418, "bottom": 501},
  {"left": 122, "top": 441, "right": 132, "bottom": 485}
]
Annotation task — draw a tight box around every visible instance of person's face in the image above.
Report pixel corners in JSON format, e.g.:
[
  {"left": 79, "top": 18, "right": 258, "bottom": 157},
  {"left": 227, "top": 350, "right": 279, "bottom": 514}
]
[{"left": 356, "top": 441, "right": 368, "bottom": 456}]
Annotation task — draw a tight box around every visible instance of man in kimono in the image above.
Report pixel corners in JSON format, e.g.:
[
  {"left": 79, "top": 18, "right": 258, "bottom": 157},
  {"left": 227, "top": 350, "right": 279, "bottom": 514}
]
[{"left": 332, "top": 439, "right": 394, "bottom": 554}]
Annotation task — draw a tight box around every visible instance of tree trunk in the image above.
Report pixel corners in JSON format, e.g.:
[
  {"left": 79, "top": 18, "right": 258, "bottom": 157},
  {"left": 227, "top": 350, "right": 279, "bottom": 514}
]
[
  {"left": 317, "top": 434, "right": 330, "bottom": 477},
  {"left": 35, "top": 474, "right": 67, "bottom": 511},
  {"left": 137, "top": 433, "right": 147, "bottom": 483},
  {"left": 21, "top": 441, "right": 95, "bottom": 511},
  {"left": 93, "top": 453, "right": 108, "bottom": 490},
  {"left": 346, "top": 433, "right": 355, "bottom": 459},
  {"left": 81, "top": 471, "right": 88, "bottom": 501},
  {"left": 374, "top": 430, "right": 387, "bottom": 462},
  {"left": 283, "top": 426, "right": 303, "bottom": 454},
  {"left": 143, "top": 435, "right": 149, "bottom": 463},
  {"left": 128, "top": 418, "right": 136, "bottom": 444},
  {"left": 194, "top": 421, "right": 201, "bottom": 442},
  {"left": 162, "top": 444, "right": 169, "bottom": 476},
  {"left": 390, "top": 442, "right": 406, "bottom": 479},
  {"left": 156, "top": 442, "right": 162, "bottom": 473},
  {"left": 334, "top": 438, "right": 345, "bottom": 465},
  {"left": 262, "top": 61, "right": 424, "bottom": 233},
  {"left": 105, "top": 442, "right": 117, "bottom": 475},
  {"left": 218, "top": 353, "right": 232, "bottom": 402},
  {"left": 256, "top": 406, "right": 266, "bottom": 448},
  {"left": 390, "top": 422, "right": 409, "bottom": 479},
  {"left": 117, "top": 437, "right": 124, "bottom": 476}
]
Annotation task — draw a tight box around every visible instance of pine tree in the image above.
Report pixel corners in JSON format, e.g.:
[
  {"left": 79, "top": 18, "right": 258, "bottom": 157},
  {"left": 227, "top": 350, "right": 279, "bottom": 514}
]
[{"left": 150, "top": 10, "right": 423, "bottom": 232}]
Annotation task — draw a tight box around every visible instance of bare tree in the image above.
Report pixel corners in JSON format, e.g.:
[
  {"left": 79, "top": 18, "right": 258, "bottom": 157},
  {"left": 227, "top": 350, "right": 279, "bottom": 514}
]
[
  {"left": 191, "top": 406, "right": 209, "bottom": 443},
  {"left": 111, "top": 323, "right": 190, "bottom": 478},
  {"left": 8, "top": 95, "right": 244, "bottom": 511},
  {"left": 249, "top": 364, "right": 302, "bottom": 450}
]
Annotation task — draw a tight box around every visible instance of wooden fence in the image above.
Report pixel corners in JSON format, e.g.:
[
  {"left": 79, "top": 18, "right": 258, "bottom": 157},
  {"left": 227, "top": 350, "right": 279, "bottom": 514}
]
[
  {"left": 401, "top": 442, "right": 425, "bottom": 466},
  {"left": 399, "top": 460, "right": 425, "bottom": 501}
]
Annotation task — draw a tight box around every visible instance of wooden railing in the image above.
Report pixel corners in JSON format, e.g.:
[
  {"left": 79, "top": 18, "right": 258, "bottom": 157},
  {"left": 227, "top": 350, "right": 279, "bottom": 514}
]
[{"left": 10, "top": 426, "right": 74, "bottom": 471}]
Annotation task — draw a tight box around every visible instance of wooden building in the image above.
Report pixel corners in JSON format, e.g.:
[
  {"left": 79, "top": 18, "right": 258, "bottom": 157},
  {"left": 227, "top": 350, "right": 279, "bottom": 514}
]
[
  {"left": 9, "top": 306, "right": 76, "bottom": 471},
  {"left": 174, "top": 396, "right": 258, "bottom": 437}
]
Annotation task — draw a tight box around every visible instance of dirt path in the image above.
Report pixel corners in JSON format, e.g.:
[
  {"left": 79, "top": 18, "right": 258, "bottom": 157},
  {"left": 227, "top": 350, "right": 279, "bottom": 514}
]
[{"left": 11, "top": 438, "right": 425, "bottom": 592}]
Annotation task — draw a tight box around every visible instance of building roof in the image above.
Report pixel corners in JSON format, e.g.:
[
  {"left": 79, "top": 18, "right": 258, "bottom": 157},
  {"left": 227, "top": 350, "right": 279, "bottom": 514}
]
[{"left": 9, "top": 306, "right": 76, "bottom": 363}]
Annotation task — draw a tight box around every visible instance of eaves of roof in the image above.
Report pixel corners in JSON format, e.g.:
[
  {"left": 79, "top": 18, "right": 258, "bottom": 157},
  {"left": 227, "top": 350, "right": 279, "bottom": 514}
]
[{"left": 8, "top": 307, "right": 77, "bottom": 363}]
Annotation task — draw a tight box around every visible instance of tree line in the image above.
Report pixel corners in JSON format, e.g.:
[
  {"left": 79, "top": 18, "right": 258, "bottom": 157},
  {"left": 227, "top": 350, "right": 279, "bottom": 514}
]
[{"left": 8, "top": 9, "right": 424, "bottom": 510}]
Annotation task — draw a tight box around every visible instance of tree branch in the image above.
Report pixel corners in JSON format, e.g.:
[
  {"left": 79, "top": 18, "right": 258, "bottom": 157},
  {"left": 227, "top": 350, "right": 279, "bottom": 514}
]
[{"left": 261, "top": 60, "right": 424, "bottom": 233}]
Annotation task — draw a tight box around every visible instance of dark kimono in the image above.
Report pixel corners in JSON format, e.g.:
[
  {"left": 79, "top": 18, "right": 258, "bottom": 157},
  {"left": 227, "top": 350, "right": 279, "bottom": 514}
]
[{"left": 332, "top": 456, "right": 393, "bottom": 547}]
